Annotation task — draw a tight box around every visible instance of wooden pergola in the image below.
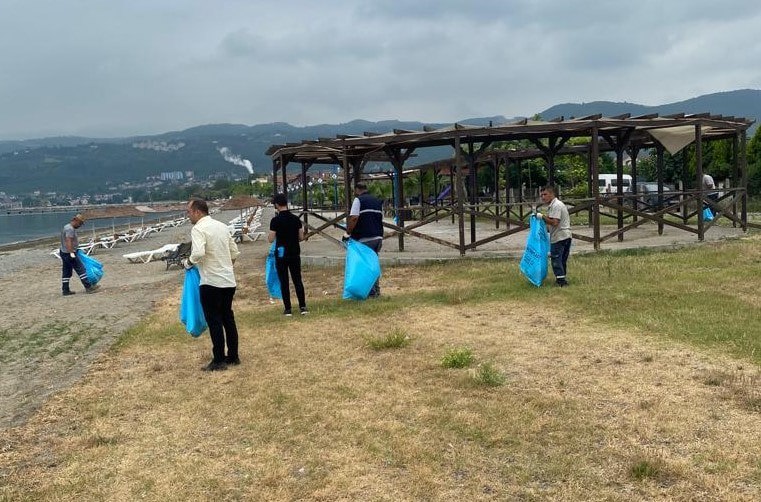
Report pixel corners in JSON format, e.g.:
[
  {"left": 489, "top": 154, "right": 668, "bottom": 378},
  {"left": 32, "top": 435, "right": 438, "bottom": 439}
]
[{"left": 266, "top": 113, "right": 754, "bottom": 255}]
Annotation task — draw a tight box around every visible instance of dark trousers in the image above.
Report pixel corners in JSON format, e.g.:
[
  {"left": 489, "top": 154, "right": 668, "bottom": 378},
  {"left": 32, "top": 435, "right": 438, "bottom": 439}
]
[
  {"left": 362, "top": 239, "right": 382, "bottom": 296},
  {"left": 200, "top": 285, "right": 238, "bottom": 363},
  {"left": 61, "top": 252, "right": 91, "bottom": 292},
  {"left": 276, "top": 255, "right": 306, "bottom": 311},
  {"left": 550, "top": 238, "right": 572, "bottom": 285}
]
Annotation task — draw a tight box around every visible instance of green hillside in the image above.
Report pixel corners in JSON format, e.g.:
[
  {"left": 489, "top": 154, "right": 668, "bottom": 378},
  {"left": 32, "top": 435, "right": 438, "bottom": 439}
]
[{"left": 0, "top": 90, "right": 758, "bottom": 195}]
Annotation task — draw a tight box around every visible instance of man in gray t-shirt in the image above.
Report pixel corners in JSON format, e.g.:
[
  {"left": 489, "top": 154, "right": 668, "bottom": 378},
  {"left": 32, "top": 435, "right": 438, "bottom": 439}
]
[
  {"left": 59, "top": 214, "right": 97, "bottom": 296},
  {"left": 537, "top": 186, "right": 572, "bottom": 287}
]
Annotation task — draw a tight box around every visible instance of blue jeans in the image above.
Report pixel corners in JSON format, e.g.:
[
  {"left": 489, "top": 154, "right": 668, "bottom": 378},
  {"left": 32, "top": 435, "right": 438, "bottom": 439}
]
[{"left": 550, "top": 238, "right": 571, "bottom": 285}]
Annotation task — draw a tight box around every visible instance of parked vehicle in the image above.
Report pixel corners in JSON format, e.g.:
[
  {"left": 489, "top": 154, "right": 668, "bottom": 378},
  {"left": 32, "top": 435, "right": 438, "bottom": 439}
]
[
  {"left": 635, "top": 182, "right": 675, "bottom": 210},
  {"left": 598, "top": 174, "right": 632, "bottom": 193}
]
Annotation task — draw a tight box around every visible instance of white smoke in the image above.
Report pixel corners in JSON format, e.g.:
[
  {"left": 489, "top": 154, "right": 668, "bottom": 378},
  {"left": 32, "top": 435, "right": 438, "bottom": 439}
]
[{"left": 218, "top": 147, "right": 253, "bottom": 174}]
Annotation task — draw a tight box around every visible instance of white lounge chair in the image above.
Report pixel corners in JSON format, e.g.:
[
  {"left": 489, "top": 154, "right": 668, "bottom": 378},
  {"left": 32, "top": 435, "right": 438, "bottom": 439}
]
[{"left": 123, "top": 243, "right": 179, "bottom": 264}]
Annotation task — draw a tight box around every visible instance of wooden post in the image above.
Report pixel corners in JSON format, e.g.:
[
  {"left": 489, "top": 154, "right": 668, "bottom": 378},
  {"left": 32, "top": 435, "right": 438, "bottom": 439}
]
[
  {"left": 468, "top": 140, "right": 477, "bottom": 245},
  {"left": 272, "top": 158, "right": 279, "bottom": 197},
  {"left": 342, "top": 147, "right": 351, "bottom": 217},
  {"left": 630, "top": 146, "right": 639, "bottom": 222},
  {"left": 301, "top": 162, "right": 309, "bottom": 229},
  {"left": 696, "top": 124, "right": 704, "bottom": 241},
  {"left": 740, "top": 131, "right": 748, "bottom": 231},
  {"left": 396, "top": 162, "right": 405, "bottom": 252},
  {"left": 732, "top": 133, "right": 739, "bottom": 227},
  {"left": 493, "top": 159, "right": 500, "bottom": 229},
  {"left": 616, "top": 145, "right": 625, "bottom": 242},
  {"left": 590, "top": 127, "right": 600, "bottom": 250},
  {"left": 454, "top": 135, "right": 465, "bottom": 255},
  {"left": 656, "top": 145, "right": 665, "bottom": 235},
  {"left": 449, "top": 168, "right": 455, "bottom": 224}
]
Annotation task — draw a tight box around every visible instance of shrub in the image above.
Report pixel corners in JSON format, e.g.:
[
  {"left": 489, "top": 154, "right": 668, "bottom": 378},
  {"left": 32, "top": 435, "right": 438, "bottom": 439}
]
[
  {"left": 471, "top": 362, "right": 505, "bottom": 387},
  {"left": 441, "top": 347, "right": 474, "bottom": 368}
]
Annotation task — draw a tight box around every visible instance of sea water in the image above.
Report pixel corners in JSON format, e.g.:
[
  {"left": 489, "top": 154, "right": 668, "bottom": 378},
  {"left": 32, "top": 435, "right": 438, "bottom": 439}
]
[{"left": 0, "top": 211, "right": 180, "bottom": 247}]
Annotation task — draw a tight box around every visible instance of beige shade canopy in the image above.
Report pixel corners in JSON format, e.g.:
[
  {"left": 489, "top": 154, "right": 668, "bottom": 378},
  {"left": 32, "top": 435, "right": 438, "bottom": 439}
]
[
  {"left": 220, "top": 196, "right": 267, "bottom": 211},
  {"left": 143, "top": 203, "right": 188, "bottom": 213},
  {"left": 79, "top": 206, "right": 147, "bottom": 220}
]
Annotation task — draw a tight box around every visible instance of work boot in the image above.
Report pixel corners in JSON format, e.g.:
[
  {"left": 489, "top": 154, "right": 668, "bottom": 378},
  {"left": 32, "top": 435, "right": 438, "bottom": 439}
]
[{"left": 62, "top": 291, "right": 75, "bottom": 296}]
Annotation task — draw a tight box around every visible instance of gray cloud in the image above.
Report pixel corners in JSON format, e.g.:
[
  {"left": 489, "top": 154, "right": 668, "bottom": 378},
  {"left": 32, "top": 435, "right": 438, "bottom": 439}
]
[{"left": 0, "top": 0, "right": 759, "bottom": 140}]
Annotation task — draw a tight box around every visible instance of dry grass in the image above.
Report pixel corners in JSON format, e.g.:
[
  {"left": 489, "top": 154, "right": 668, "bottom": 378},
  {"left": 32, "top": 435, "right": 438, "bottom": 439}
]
[{"left": 2, "top": 240, "right": 761, "bottom": 500}]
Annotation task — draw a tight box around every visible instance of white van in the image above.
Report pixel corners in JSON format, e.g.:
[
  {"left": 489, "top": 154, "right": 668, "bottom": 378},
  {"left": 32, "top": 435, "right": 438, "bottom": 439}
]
[{"left": 598, "top": 174, "right": 632, "bottom": 193}]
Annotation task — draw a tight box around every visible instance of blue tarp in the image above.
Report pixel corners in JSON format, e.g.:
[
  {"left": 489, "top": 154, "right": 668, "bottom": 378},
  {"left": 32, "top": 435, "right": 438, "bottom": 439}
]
[
  {"left": 342, "top": 239, "right": 381, "bottom": 300},
  {"left": 519, "top": 214, "right": 550, "bottom": 287},
  {"left": 76, "top": 250, "right": 104, "bottom": 285},
  {"left": 265, "top": 241, "right": 282, "bottom": 299},
  {"left": 179, "top": 266, "right": 207, "bottom": 337}
]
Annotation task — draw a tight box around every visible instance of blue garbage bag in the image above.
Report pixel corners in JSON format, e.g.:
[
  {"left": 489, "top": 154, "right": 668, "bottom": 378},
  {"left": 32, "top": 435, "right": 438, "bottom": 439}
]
[
  {"left": 703, "top": 207, "right": 714, "bottom": 221},
  {"left": 76, "top": 250, "right": 104, "bottom": 285},
  {"left": 265, "top": 241, "right": 282, "bottom": 300},
  {"left": 519, "top": 214, "right": 550, "bottom": 287},
  {"left": 179, "top": 266, "right": 207, "bottom": 337},
  {"left": 343, "top": 239, "right": 381, "bottom": 300}
]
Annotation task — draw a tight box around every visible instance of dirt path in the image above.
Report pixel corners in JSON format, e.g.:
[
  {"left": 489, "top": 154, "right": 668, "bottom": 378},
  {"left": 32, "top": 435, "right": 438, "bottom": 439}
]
[{"left": 0, "top": 212, "right": 267, "bottom": 429}]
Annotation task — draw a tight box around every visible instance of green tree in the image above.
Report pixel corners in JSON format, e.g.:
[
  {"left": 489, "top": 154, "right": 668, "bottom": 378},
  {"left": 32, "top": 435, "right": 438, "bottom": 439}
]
[{"left": 747, "top": 127, "right": 761, "bottom": 196}]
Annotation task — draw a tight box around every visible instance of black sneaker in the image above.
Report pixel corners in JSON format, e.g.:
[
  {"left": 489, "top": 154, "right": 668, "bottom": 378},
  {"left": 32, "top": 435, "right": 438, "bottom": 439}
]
[
  {"left": 225, "top": 356, "right": 241, "bottom": 365},
  {"left": 85, "top": 284, "right": 101, "bottom": 294},
  {"left": 300, "top": 307, "right": 309, "bottom": 315},
  {"left": 283, "top": 309, "right": 292, "bottom": 317},
  {"left": 203, "top": 361, "right": 227, "bottom": 372},
  {"left": 62, "top": 291, "right": 75, "bottom": 296}
]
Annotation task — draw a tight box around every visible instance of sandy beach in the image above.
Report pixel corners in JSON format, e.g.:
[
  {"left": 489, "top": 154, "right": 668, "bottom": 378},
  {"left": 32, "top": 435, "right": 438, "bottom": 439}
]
[{"left": 0, "top": 210, "right": 271, "bottom": 429}]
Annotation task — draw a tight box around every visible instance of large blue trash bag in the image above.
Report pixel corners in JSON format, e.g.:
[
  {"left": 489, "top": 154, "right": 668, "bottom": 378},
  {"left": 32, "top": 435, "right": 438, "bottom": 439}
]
[
  {"left": 76, "top": 250, "right": 104, "bottom": 285},
  {"left": 343, "top": 239, "right": 381, "bottom": 300},
  {"left": 179, "top": 266, "right": 207, "bottom": 337},
  {"left": 519, "top": 214, "right": 550, "bottom": 287},
  {"left": 265, "top": 241, "right": 282, "bottom": 299},
  {"left": 703, "top": 206, "right": 714, "bottom": 221}
]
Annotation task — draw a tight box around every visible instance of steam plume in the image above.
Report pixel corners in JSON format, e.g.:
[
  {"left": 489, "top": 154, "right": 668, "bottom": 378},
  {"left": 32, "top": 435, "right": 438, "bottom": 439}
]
[{"left": 218, "top": 147, "right": 253, "bottom": 174}]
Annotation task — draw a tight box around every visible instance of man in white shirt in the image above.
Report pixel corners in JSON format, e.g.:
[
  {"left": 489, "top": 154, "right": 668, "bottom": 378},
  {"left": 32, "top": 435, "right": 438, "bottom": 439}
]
[
  {"left": 537, "top": 186, "right": 572, "bottom": 287},
  {"left": 702, "top": 173, "right": 719, "bottom": 204},
  {"left": 183, "top": 198, "right": 241, "bottom": 371}
]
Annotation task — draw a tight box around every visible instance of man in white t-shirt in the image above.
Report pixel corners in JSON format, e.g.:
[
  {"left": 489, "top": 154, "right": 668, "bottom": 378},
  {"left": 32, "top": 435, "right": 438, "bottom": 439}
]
[{"left": 537, "top": 186, "right": 572, "bottom": 287}]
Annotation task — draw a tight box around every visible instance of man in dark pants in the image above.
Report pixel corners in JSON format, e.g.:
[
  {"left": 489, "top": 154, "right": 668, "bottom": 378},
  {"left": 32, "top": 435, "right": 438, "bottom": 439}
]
[
  {"left": 183, "top": 198, "right": 241, "bottom": 371},
  {"left": 345, "top": 182, "right": 384, "bottom": 297},
  {"left": 537, "top": 185, "right": 572, "bottom": 287},
  {"left": 59, "top": 213, "right": 98, "bottom": 296},
  {"left": 268, "top": 193, "right": 308, "bottom": 316}
]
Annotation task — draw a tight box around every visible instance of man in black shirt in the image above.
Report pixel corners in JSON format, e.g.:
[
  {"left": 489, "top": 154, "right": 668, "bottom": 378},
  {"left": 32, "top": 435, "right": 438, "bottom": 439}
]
[{"left": 268, "top": 193, "right": 308, "bottom": 315}]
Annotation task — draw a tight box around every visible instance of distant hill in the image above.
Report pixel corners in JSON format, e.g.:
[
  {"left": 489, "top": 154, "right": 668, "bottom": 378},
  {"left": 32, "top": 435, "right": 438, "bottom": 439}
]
[
  {"left": 539, "top": 89, "right": 760, "bottom": 129},
  {"left": 0, "top": 90, "right": 757, "bottom": 195}
]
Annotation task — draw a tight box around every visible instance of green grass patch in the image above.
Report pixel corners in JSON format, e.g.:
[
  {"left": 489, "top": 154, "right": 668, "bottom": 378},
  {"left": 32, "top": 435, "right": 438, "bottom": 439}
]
[
  {"left": 365, "top": 328, "right": 411, "bottom": 350},
  {"left": 630, "top": 458, "right": 667, "bottom": 481},
  {"left": 471, "top": 362, "right": 506, "bottom": 387},
  {"left": 441, "top": 347, "right": 474, "bottom": 368}
]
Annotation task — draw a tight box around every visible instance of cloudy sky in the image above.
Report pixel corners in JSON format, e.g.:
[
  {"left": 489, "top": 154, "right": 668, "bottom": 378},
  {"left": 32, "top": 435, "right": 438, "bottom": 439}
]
[{"left": 1, "top": 0, "right": 759, "bottom": 140}]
